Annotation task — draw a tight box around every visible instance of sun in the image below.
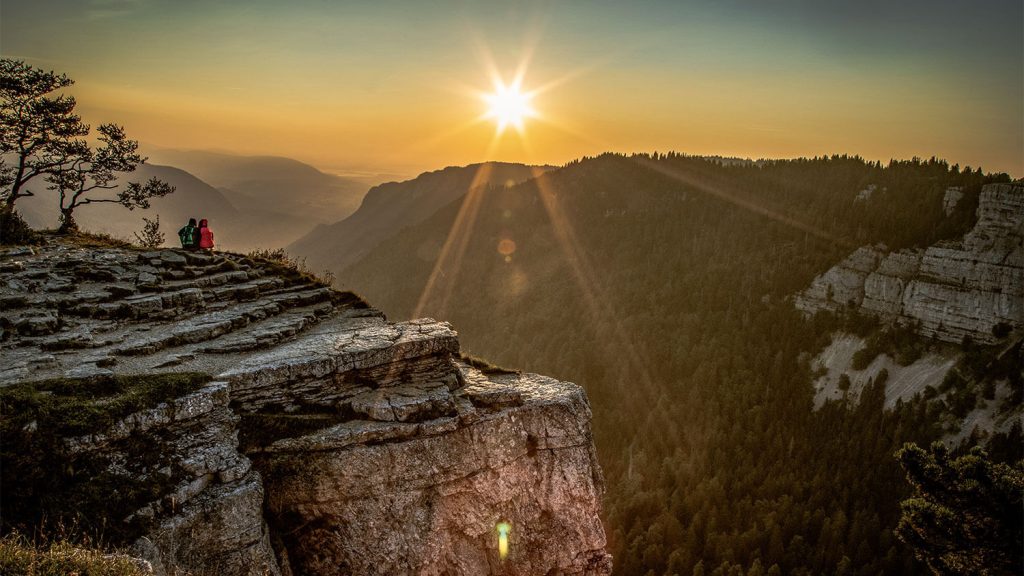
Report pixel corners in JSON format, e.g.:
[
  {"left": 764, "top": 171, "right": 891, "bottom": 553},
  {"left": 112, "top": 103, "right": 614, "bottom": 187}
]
[{"left": 483, "top": 79, "right": 535, "bottom": 133}]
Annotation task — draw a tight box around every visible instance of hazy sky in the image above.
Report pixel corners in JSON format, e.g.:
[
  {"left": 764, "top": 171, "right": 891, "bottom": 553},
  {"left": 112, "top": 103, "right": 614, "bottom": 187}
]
[{"left": 3, "top": 0, "right": 1022, "bottom": 176}]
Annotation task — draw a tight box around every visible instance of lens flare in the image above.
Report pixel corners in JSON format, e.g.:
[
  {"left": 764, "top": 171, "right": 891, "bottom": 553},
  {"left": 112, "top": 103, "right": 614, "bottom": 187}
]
[
  {"left": 497, "top": 521, "right": 511, "bottom": 559},
  {"left": 497, "top": 238, "right": 516, "bottom": 256}
]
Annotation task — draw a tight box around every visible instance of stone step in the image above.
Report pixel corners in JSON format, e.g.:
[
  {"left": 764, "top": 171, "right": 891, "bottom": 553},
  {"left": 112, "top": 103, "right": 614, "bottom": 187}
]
[
  {"left": 0, "top": 294, "right": 29, "bottom": 309},
  {"left": 151, "top": 270, "right": 252, "bottom": 294},
  {"left": 200, "top": 302, "right": 335, "bottom": 354},
  {"left": 205, "top": 277, "right": 286, "bottom": 303},
  {"left": 1, "top": 309, "right": 60, "bottom": 336},
  {"left": 255, "top": 282, "right": 325, "bottom": 298},
  {"left": 222, "top": 318, "right": 460, "bottom": 413},
  {"left": 115, "top": 299, "right": 285, "bottom": 356},
  {"left": 71, "top": 287, "right": 206, "bottom": 320},
  {"left": 136, "top": 249, "right": 190, "bottom": 269},
  {"left": 264, "top": 286, "right": 334, "bottom": 308}
]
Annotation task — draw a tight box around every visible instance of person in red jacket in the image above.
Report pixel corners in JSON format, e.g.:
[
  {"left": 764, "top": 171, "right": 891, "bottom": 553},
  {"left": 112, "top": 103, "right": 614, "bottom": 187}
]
[{"left": 198, "top": 218, "right": 215, "bottom": 251}]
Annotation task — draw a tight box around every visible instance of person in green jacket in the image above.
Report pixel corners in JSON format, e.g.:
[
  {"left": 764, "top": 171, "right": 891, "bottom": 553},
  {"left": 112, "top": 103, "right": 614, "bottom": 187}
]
[{"left": 178, "top": 218, "right": 199, "bottom": 251}]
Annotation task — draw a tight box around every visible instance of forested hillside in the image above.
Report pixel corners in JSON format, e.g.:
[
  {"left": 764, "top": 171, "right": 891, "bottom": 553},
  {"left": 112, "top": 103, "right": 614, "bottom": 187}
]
[
  {"left": 339, "top": 153, "right": 1017, "bottom": 575},
  {"left": 289, "top": 162, "right": 554, "bottom": 274}
]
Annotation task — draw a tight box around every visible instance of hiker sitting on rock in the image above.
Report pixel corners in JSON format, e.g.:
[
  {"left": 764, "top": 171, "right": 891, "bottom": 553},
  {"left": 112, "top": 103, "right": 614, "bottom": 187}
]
[
  {"left": 178, "top": 218, "right": 200, "bottom": 251},
  {"left": 198, "top": 218, "right": 215, "bottom": 252}
]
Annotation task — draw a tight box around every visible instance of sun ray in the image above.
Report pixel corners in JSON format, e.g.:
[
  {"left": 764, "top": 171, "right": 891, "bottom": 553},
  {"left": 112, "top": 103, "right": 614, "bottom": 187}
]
[
  {"left": 518, "top": 136, "right": 661, "bottom": 410},
  {"left": 413, "top": 142, "right": 500, "bottom": 319}
]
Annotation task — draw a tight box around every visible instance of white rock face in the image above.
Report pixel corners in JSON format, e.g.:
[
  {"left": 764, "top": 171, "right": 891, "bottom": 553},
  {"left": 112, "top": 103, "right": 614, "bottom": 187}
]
[
  {"left": 796, "top": 183, "right": 1024, "bottom": 343},
  {"left": 808, "top": 332, "right": 1022, "bottom": 444},
  {"left": 809, "top": 333, "right": 958, "bottom": 409},
  {"left": 794, "top": 245, "right": 885, "bottom": 311}
]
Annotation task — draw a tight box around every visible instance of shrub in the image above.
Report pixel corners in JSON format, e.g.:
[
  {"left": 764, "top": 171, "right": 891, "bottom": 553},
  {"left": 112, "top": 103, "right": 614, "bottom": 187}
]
[
  {"left": 133, "top": 215, "right": 164, "bottom": 248},
  {"left": 0, "top": 208, "right": 37, "bottom": 245}
]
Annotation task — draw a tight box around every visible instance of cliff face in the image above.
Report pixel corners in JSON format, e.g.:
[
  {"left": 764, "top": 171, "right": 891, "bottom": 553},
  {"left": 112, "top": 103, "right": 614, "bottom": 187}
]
[
  {"left": 795, "top": 183, "right": 1024, "bottom": 343},
  {"left": 74, "top": 381, "right": 280, "bottom": 575},
  {"left": 0, "top": 240, "right": 610, "bottom": 575},
  {"left": 252, "top": 368, "right": 609, "bottom": 576}
]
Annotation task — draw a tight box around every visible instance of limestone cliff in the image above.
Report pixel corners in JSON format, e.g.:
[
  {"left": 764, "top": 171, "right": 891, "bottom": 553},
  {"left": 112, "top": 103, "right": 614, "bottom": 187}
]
[
  {"left": 795, "top": 183, "right": 1024, "bottom": 343},
  {"left": 0, "top": 240, "right": 611, "bottom": 575}
]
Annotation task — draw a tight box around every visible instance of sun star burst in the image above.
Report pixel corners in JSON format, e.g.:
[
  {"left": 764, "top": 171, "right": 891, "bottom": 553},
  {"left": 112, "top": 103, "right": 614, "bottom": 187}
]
[{"left": 483, "top": 80, "right": 535, "bottom": 133}]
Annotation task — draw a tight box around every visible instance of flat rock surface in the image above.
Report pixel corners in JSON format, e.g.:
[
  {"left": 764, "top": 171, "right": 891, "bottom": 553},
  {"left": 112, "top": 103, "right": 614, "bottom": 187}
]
[{"left": 0, "top": 240, "right": 378, "bottom": 385}]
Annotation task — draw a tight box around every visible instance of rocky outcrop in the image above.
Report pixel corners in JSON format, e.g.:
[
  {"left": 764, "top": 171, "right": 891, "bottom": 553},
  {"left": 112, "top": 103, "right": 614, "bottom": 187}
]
[
  {"left": 0, "top": 239, "right": 610, "bottom": 575},
  {"left": 796, "top": 183, "right": 1024, "bottom": 343},
  {"left": 251, "top": 366, "right": 610, "bottom": 576}
]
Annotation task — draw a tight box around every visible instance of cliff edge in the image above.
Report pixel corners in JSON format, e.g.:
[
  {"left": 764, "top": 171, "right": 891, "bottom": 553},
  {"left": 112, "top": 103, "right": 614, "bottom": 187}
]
[
  {"left": 0, "top": 240, "right": 611, "bottom": 575},
  {"left": 795, "top": 183, "right": 1023, "bottom": 344}
]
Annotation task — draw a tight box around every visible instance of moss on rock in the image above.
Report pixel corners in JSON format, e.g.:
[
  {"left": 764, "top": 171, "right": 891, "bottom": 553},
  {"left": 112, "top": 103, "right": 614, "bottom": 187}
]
[{"left": 0, "top": 373, "right": 210, "bottom": 545}]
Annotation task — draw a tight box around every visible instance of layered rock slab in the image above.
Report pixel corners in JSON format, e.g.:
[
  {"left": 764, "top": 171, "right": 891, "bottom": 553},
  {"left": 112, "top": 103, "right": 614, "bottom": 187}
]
[
  {"left": 221, "top": 317, "right": 460, "bottom": 414},
  {"left": 252, "top": 365, "right": 611, "bottom": 576},
  {"left": 796, "top": 183, "right": 1024, "bottom": 343}
]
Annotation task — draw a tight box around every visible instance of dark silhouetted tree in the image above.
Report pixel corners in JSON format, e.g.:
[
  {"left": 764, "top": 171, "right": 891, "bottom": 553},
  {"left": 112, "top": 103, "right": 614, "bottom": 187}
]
[
  {"left": 896, "top": 442, "right": 1023, "bottom": 575},
  {"left": 0, "top": 59, "right": 172, "bottom": 233},
  {"left": 0, "top": 58, "right": 88, "bottom": 211},
  {"left": 49, "top": 123, "right": 173, "bottom": 232}
]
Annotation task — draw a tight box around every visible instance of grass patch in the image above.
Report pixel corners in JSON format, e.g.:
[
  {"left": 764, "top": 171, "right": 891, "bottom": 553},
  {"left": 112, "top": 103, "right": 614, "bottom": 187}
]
[
  {"left": 0, "top": 373, "right": 210, "bottom": 545},
  {"left": 460, "top": 353, "right": 519, "bottom": 375},
  {"left": 54, "top": 230, "right": 135, "bottom": 249},
  {"left": 0, "top": 372, "right": 210, "bottom": 437},
  {"left": 245, "top": 247, "right": 336, "bottom": 287},
  {"left": 0, "top": 533, "right": 148, "bottom": 576}
]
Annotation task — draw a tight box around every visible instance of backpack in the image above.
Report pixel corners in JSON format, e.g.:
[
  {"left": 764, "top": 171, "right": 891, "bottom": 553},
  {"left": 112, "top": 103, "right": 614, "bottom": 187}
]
[{"left": 178, "top": 225, "right": 197, "bottom": 247}]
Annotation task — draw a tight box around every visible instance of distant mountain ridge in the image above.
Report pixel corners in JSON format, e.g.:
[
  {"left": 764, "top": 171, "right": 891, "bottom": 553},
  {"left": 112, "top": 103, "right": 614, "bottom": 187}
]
[
  {"left": 146, "top": 148, "right": 369, "bottom": 227},
  {"left": 18, "top": 150, "right": 373, "bottom": 252},
  {"left": 18, "top": 163, "right": 239, "bottom": 242},
  {"left": 288, "top": 161, "right": 555, "bottom": 274}
]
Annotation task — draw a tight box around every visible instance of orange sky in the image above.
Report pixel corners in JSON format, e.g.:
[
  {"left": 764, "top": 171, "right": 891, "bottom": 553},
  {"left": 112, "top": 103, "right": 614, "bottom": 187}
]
[{"left": 3, "top": 0, "right": 1022, "bottom": 177}]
